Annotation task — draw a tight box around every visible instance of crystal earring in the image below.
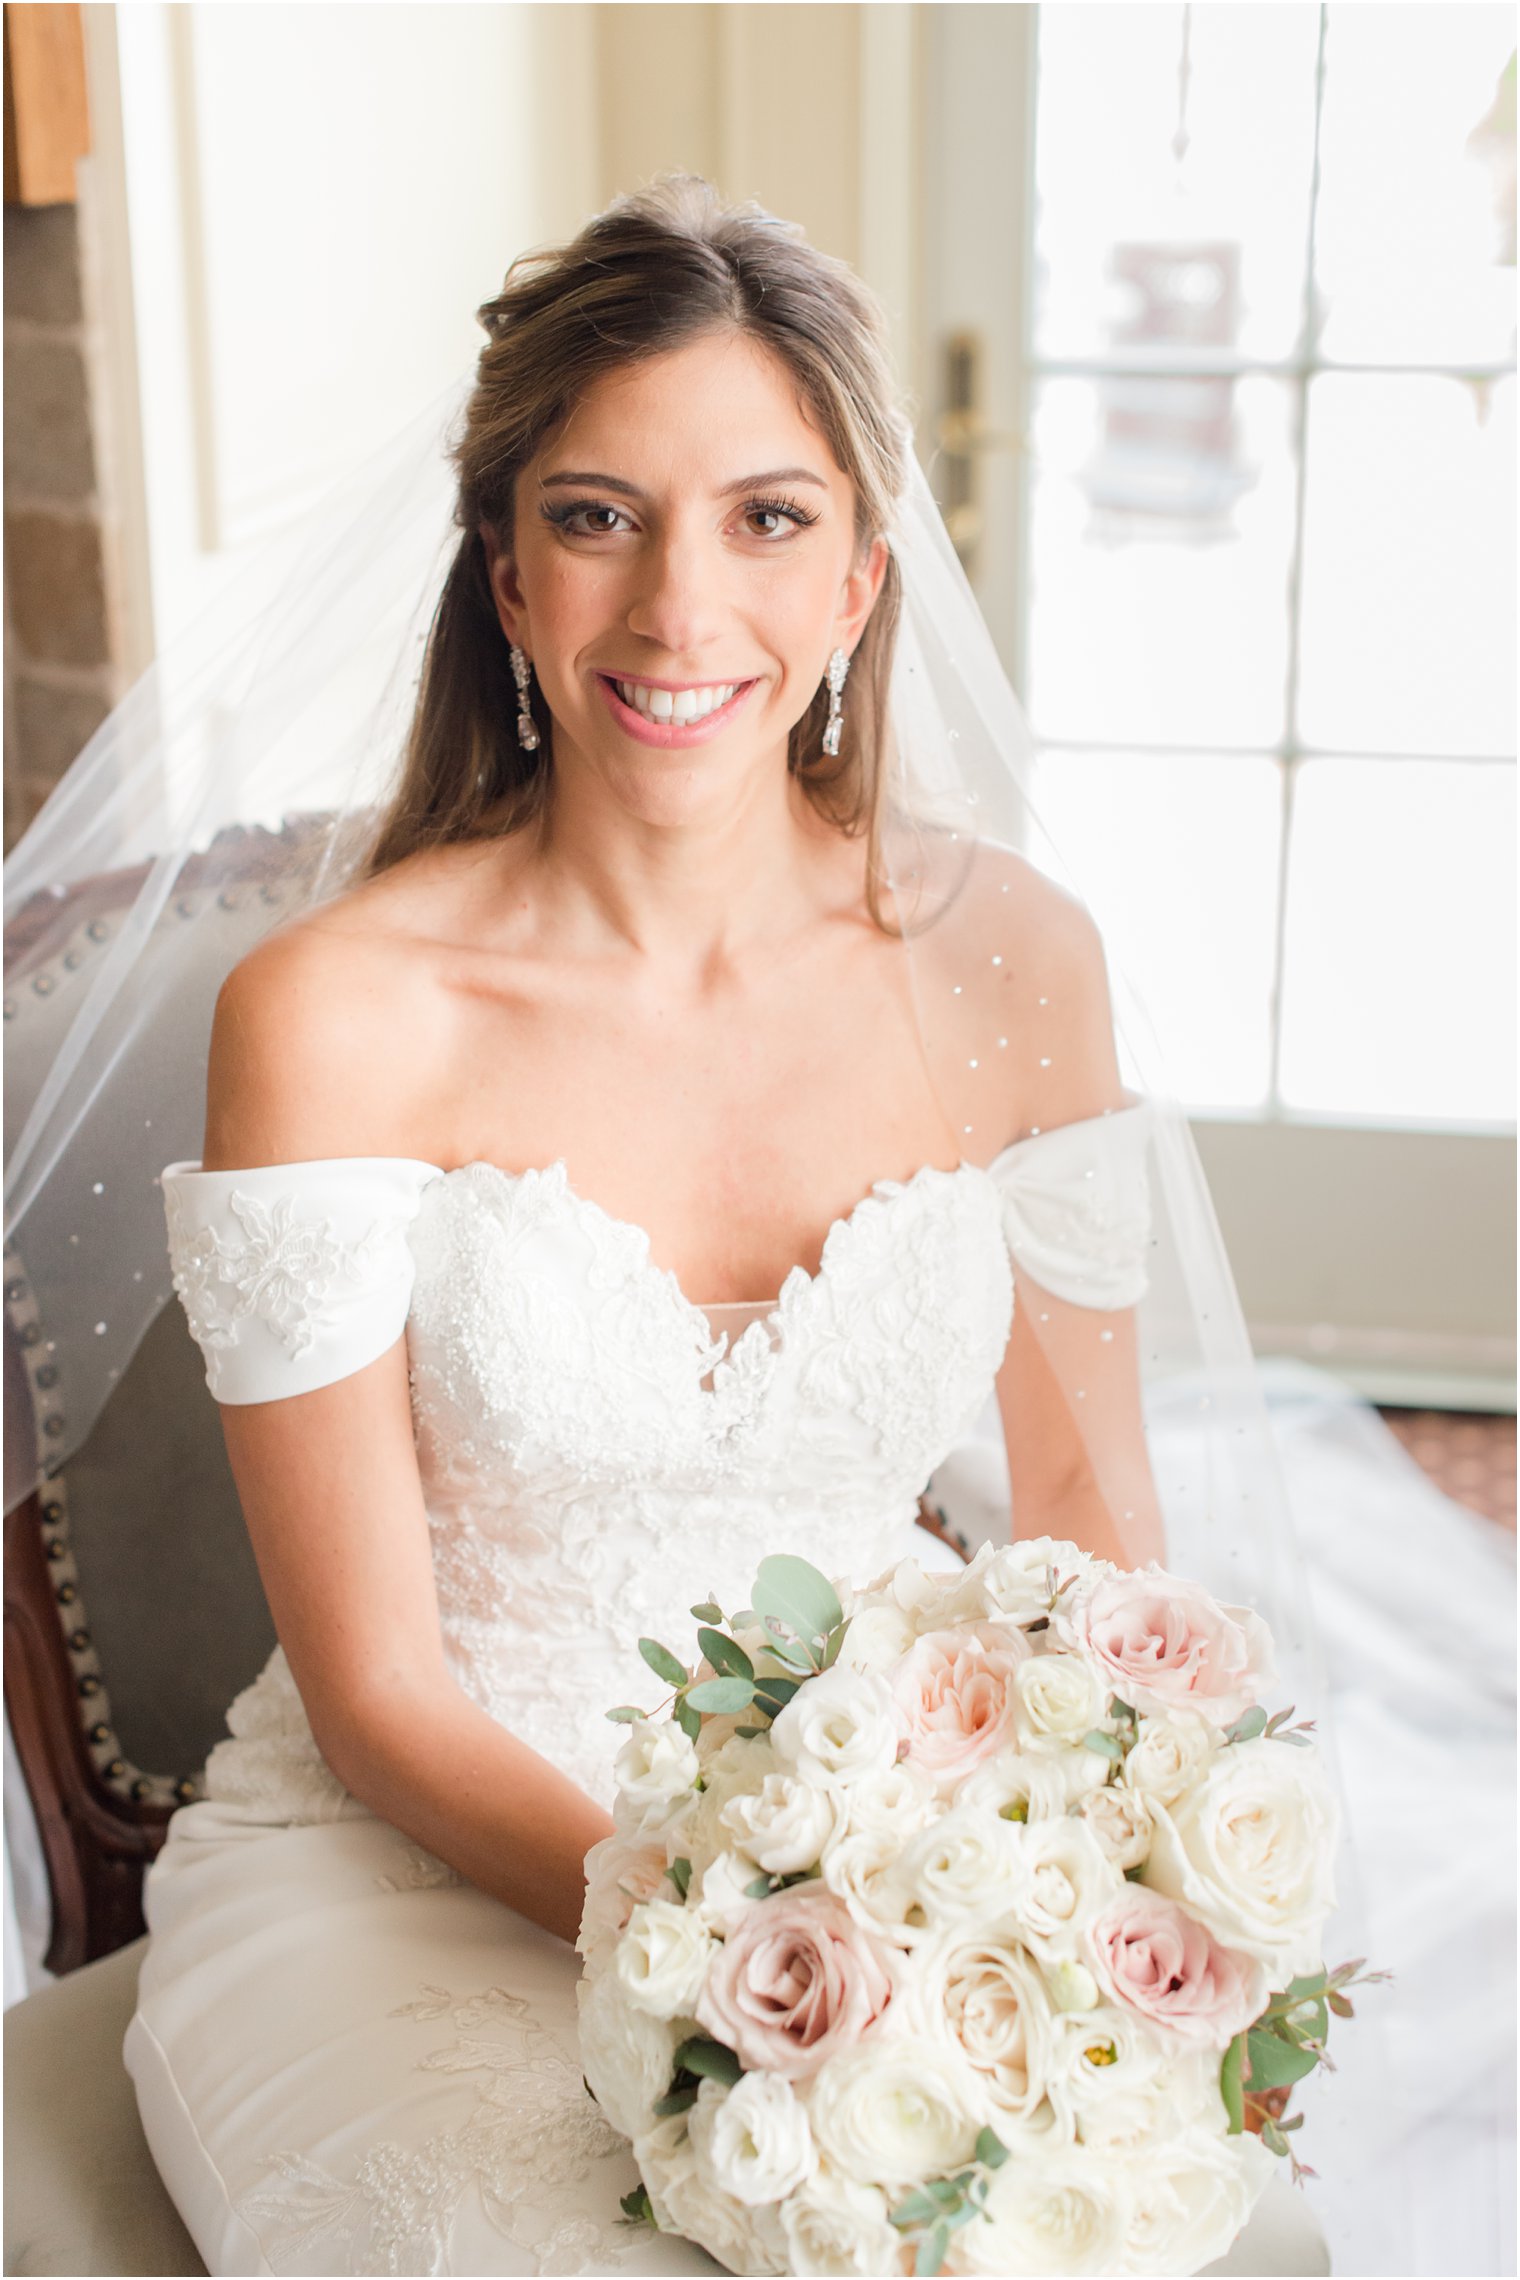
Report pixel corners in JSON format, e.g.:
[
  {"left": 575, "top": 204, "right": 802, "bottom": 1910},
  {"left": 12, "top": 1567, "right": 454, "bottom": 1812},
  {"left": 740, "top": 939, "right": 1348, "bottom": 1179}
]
[
  {"left": 821, "top": 647, "right": 850, "bottom": 757},
  {"left": 510, "top": 643, "right": 540, "bottom": 752}
]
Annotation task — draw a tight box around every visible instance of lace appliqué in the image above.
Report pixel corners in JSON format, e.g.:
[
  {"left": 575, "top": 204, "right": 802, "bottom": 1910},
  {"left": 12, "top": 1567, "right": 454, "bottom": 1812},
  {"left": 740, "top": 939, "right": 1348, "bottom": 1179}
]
[
  {"left": 167, "top": 1184, "right": 402, "bottom": 1357},
  {"left": 234, "top": 1982, "right": 638, "bottom": 2277},
  {"left": 374, "top": 1846, "right": 463, "bottom": 1895}
]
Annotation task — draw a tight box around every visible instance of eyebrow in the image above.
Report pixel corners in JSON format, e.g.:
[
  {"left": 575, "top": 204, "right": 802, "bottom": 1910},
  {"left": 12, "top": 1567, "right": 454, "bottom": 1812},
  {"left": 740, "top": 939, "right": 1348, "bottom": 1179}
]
[{"left": 537, "top": 467, "right": 829, "bottom": 498}]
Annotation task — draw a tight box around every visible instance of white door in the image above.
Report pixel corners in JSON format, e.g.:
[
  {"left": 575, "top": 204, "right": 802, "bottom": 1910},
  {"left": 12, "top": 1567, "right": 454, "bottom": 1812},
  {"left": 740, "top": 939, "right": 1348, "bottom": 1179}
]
[{"left": 917, "top": 2, "right": 1516, "bottom": 1408}]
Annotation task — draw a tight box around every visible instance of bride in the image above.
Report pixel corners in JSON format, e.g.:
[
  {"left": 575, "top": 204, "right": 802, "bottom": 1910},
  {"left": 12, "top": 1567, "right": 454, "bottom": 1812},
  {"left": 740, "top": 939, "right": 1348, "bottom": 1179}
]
[{"left": 101, "top": 177, "right": 1324, "bottom": 2276}]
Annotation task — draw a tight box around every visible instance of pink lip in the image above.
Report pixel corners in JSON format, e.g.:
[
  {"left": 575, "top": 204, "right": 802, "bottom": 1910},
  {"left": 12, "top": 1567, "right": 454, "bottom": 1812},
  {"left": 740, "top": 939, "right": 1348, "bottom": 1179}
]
[{"left": 595, "top": 673, "right": 759, "bottom": 748}]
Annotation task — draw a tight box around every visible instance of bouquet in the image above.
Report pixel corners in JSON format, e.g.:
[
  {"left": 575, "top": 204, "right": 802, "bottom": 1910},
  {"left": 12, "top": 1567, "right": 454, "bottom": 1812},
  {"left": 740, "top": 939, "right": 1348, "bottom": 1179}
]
[{"left": 577, "top": 1541, "right": 1377, "bottom": 2277}]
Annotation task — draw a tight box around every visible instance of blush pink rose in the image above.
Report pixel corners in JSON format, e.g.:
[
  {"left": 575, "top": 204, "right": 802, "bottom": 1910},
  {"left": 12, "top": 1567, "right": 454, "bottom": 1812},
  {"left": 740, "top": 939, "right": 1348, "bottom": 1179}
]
[
  {"left": 695, "top": 1889, "right": 896, "bottom": 2081},
  {"left": 1066, "top": 1566, "right": 1276, "bottom": 1728},
  {"left": 891, "top": 1623, "right": 1027, "bottom": 1788},
  {"left": 1091, "top": 1886, "right": 1267, "bottom": 2047}
]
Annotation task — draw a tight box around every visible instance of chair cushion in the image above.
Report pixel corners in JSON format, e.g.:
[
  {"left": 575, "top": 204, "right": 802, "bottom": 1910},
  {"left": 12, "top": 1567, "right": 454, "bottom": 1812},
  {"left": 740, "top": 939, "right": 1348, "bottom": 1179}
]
[{"left": 3, "top": 1937, "right": 206, "bottom": 2277}]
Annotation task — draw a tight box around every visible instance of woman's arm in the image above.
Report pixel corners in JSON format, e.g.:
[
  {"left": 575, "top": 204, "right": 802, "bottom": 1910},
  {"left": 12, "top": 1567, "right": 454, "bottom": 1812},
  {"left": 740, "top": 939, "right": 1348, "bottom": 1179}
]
[
  {"left": 219, "top": 1352, "right": 611, "bottom": 1947},
  {"left": 201, "top": 925, "right": 612, "bottom": 1948}
]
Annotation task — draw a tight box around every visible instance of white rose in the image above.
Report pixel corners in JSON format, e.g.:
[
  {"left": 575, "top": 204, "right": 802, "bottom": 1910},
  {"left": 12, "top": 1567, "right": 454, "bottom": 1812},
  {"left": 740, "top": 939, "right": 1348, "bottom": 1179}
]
[
  {"left": 809, "top": 2036, "right": 983, "bottom": 2186},
  {"left": 633, "top": 2111, "right": 788, "bottom": 2275},
  {"left": 688, "top": 2072, "right": 816, "bottom": 2205},
  {"left": 841, "top": 1757, "right": 938, "bottom": 1841},
  {"left": 576, "top": 1833, "right": 674, "bottom": 1970},
  {"left": 820, "top": 1821, "right": 921, "bottom": 1942},
  {"left": 780, "top": 2163, "right": 905, "bottom": 2277},
  {"left": 959, "top": 1746, "right": 1109, "bottom": 1826},
  {"left": 1014, "top": 1653, "right": 1108, "bottom": 1750},
  {"left": 575, "top": 1968, "right": 677, "bottom": 2140},
  {"left": 899, "top": 1806, "right": 1025, "bottom": 1935},
  {"left": 901, "top": 1929, "right": 1062, "bottom": 2137},
  {"left": 1121, "top": 1710, "right": 1221, "bottom": 1808},
  {"left": 1067, "top": 2044, "right": 1218, "bottom": 2156},
  {"left": 720, "top": 1771, "right": 844, "bottom": 1877},
  {"left": 614, "top": 1718, "right": 702, "bottom": 1839},
  {"left": 769, "top": 1666, "right": 899, "bottom": 1791},
  {"left": 948, "top": 1537, "right": 1108, "bottom": 1629},
  {"left": 1122, "top": 2127, "right": 1274, "bottom": 2275},
  {"left": 684, "top": 1731, "right": 777, "bottom": 1874},
  {"left": 1013, "top": 1818, "right": 1117, "bottom": 1961},
  {"left": 690, "top": 1848, "right": 762, "bottom": 1937},
  {"left": 956, "top": 2150, "right": 1133, "bottom": 2276},
  {"left": 613, "top": 1897, "right": 716, "bottom": 2017},
  {"left": 1142, "top": 1737, "right": 1339, "bottom": 1979},
  {"left": 838, "top": 1600, "right": 918, "bottom": 1675},
  {"left": 1076, "top": 1783, "right": 1154, "bottom": 1873},
  {"left": 880, "top": 1555, "right": 958, "bottom": 1628}
]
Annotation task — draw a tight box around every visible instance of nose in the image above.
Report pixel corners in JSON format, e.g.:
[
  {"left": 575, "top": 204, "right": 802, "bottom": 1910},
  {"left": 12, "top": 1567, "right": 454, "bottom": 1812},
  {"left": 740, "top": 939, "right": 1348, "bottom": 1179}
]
[{"left": 623, "top": 524, "right": 730, "bottom": 660}]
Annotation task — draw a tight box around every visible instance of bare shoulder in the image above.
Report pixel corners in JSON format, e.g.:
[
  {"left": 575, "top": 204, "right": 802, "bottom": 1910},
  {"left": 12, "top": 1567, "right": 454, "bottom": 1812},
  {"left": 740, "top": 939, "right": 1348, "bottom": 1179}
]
[{"left": 203, "top": 847, "right": 498, "bottom": 1169}]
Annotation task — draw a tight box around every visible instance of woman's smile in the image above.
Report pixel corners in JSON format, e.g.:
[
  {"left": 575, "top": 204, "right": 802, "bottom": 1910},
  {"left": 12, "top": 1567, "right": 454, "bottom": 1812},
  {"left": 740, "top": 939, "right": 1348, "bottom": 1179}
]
[{"left": 594, "top": 669, "right": 761, "bottom": 747}]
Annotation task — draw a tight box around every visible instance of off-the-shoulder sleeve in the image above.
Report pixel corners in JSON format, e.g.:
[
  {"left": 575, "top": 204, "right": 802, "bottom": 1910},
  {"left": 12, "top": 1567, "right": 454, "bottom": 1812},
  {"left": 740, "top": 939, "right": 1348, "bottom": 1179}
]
[
  {"left": 161, "top": 1156, "right": 443, "bottom": 1403},
  {"left": 983, "top": 1101, "right": 1153, "bottom": 1309}
]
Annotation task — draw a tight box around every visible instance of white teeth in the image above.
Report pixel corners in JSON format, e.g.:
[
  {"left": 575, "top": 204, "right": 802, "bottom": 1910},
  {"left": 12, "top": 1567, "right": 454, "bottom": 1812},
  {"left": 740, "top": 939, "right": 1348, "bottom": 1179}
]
[{"left": 613, "top": 679, "right": 739, "bottom": 725}]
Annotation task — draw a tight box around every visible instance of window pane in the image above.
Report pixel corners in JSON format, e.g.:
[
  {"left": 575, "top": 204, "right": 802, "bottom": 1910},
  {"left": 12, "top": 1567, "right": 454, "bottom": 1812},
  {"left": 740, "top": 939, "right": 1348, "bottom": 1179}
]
[
  {"left": 1279, "top": 758, "right": 1516, "bottom": 1122},
  {"left": 1029, "top": 750, "right": 1283, "bottom": 1111},
  {"left": 1031, "top": 5, "right": 1320, "bottom": 366},
  {"left": 1317, "top": 8, "right": 1517, "bottom": 367},
  {"left": 1026, "top": 375, "right": 1296, "bottom": 748},
  {"left": 1298, "top": 373, "right": 1515, "bottom": 758}
]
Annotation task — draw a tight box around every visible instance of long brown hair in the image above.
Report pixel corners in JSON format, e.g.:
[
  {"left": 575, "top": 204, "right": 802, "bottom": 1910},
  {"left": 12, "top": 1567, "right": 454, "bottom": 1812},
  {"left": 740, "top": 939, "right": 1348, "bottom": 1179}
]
[{"left": 363, "top": 175, "right": 912, "bottom": 926}]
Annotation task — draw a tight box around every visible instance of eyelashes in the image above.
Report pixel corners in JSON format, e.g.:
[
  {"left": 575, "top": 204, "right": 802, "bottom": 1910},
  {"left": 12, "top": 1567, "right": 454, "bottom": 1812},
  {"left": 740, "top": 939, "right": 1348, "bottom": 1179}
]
[{"left": 538, "top": 493, "right": 821, "bottom": 540}]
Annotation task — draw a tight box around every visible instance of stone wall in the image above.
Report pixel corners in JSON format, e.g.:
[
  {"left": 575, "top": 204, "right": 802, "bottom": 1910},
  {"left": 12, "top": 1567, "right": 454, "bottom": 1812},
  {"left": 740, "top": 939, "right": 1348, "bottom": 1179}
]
[{"left": 4, "top": 199, "right": 125, "bottom": 852}]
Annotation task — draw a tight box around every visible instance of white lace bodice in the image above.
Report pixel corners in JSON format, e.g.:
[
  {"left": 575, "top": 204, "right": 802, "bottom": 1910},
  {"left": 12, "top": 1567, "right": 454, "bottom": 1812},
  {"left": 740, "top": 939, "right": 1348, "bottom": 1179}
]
[{"left": 161, "top": 1104, "right": 1151, "bottom": 1814}]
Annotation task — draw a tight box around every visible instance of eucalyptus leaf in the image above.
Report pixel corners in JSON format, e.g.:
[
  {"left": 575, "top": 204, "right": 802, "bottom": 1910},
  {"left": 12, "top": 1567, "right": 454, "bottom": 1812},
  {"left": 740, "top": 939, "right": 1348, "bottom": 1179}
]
[
  {"left": 667, "top": 1857, "right": 692, "bottom": 1899},
  {"left": 974, "top": 2125, "right": 1009, "bottom": 2170},
  {"left": 674, "top": 2036, "right": 744, "bottom": 2085},
  {"left": 1327, "top": 1990, "right": 1355, "bottom": 2019},
  {"left": 639, "top": 1638, "right": 689, "bottom": 1689},
  {"left": 752, "top": 1554, "right": 843, "bottom": 1646},
  {"left": 690, "top": 1602, "right": 724, "bottom": 1625},
  {"left": 1081, "top": 1730, "right": 1124, "bottom": 1761},
  {"left": 1246, "top": 2029, "right": 1321, "bottom": 2090},
  {"left": 1226, "top": 1707, "right": 1270, "bottom": 1744},
  {"left": 697, "top": 1628, "right": 755, "bottom": 1682},
  {"left": 686, "top": 1676, "right": 756, "bottom": 1713},
  {"left": 1220, "top": 2032, "right": 1247, "bottom": 2134},
  {"left": 618, "top": 2185, "right": 655, "bottom": 2226},
  {"left": 675, "top": 1697, "right": 701, "bottom": 1743},
  {"left": 890, "top": 2192, "right": 939, "bottom": 2230},
  {"left": 821, "top": 1617, "right": 851, "bottom": 1670},
  {"left": 735, "top": 1725, "right": 768, "bottom": 1740},
  {"left": 916, "top": 2221, "right": 951, "bottom": 2277},
  {"left": 604, "top": 1705, "right": 646, "bottom": 1723},
  {"left": 744, "top": 1873, "right": 774, "bottom": 1899},
  {"left": 753, "top": 1676, "right": 801, "bottom": 1713},
  {"left": 765, "top": 1636, "right": 819, "bottom": 1674},
  {"left": 652, "top": 2084, "right": 699, "bottom": 2116}
]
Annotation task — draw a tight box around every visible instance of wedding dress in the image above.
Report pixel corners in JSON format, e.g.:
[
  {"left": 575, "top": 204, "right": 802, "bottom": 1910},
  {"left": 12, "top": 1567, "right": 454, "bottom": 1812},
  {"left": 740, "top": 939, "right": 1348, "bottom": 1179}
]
[{"left": 124, "top": 1106, "right": 1154, "bottom": 2279}]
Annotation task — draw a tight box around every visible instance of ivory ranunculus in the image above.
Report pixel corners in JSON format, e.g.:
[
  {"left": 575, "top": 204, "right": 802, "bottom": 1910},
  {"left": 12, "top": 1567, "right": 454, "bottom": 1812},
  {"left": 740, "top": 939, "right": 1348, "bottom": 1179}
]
[
  {"left": 612, "top": 1897, "right": 715, "bottom": 2016},
  {"left": 613, "top": 1718, "right": 703, "bottom": 1838},
  {"left": 1063, "top": 1568, "right": 1277, "bottom": 1729},
  {"left": 721, "top": 1771, "right": 844, "bottom": 1878},
  {"left": 684, "top": 1732, "right": 776, "bottom": 1874},
  {"left": 892, "top": 1624, "right": 1026, "bottom": 1789},
  {"left": 808, "top": 2036, "right": 983, "bottom": 2187},
  {"left": 1048, "top": 2001, "right": 1168, "bottom": 2136},
  {"left": 633, "top": 2111, "right": 788, "bottom": 2276},
  {"left": 779, "top": 2164, "right": 906, "bottom": 2277},
  {"left": 839, "top": 1757, "right": 937, "bottom": 1841},
  {"left": 695, "top": 1888, "right": 896, "bottom": 2080},
  {"left": 820, "top": 1821, "right": 919, "bottom": 1942},
  {"left": 576, "top": 1833, "right": 674, "bottom": 1970},
  {"left": 1122, "top": 2127, "right": 1275, "bottom": 2275},
  {"left": 769, "top": 1666, "right": 900, "bottom": 1792},
  {"left": 954, "top": 2149, "right": 1133, "bottom": 2276},
  {"left": 688, "top": 2071, "right": 816, "bottom": 2205},
  {"left": 1090, "top": 1886, "right": 1267, "bottom": 2047},
  {"left": 1121, "top": 1710, "right": 1221, "bottom": 1807},
  {"left": 575, "top": 1968, "right": 678, "bottom": 2141},
  {"left": 1013, "top": 1817, "right": 1117, "bottom": 1961},
  {"left": 1014, "top": 1652, "right": 1108, "bottom": 1751},
  {"left": 1142, "top": 1738, "right": 1338, "bottom": 1979}
]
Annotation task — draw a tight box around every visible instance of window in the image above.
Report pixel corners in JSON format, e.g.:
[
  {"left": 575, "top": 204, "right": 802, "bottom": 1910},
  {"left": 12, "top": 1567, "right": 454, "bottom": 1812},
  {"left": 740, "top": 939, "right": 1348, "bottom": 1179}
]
[{"left": 1022, "top": 4, "right": 1515, "bottom": 1125}]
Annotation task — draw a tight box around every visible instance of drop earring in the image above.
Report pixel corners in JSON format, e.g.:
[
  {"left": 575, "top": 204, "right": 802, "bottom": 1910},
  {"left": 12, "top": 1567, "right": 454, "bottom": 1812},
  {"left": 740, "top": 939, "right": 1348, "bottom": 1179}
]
[
  {"left": 821, "top": 647, "right": 850, "bottom": 757},
  {"left": 510, "top": 644, "right": 540, "bottom": 752}
]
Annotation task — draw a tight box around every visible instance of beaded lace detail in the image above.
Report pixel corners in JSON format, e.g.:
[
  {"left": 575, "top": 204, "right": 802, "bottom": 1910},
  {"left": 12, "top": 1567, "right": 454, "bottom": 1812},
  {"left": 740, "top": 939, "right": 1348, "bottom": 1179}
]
[
  {"left": 233, "top": 1982, "right": 638, "bottom": 2276},
  {"left": 165, "top": 1182, "right": 405, "bottom": 1357}
]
